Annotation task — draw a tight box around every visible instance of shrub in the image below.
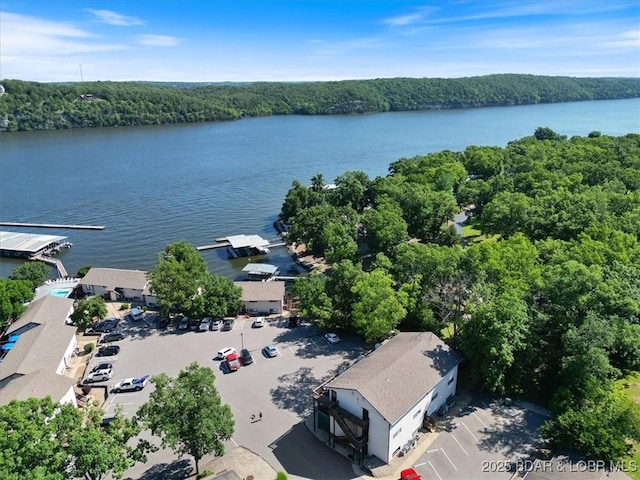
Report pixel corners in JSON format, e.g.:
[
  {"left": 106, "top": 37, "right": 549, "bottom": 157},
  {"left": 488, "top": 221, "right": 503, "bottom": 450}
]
[
  {"left": 196, "top": 470, "right": 214, "bottom": 479},
  {"left": 84, "top": 343, "right": 95, "bottom": 353},
  {"left": 276, "top": 472, "right": 288, "bottom": 480},
  {"left": 120, "top": 303, "right": 130, "bottom": 310}
]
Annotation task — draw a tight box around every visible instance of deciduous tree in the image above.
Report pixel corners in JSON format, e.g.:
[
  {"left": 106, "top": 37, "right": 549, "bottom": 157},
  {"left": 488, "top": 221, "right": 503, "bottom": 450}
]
[
  {"left": 10, "top": 261, "right": 49, "bottom": 290},
  {"left": 137, "top": 362, "right": 234, "bottom": 476},
  {"left": 351, "top": 269, "right": 407, "bottom": 344},
  {"left": 0, "top": 397, "right": 151, "bottom": 480},
  {"left": 0, "top": 278, "right": 33, "bottom": 328},
  {"left": 71, "top": 295, "right": 108, "bottom": 329}
]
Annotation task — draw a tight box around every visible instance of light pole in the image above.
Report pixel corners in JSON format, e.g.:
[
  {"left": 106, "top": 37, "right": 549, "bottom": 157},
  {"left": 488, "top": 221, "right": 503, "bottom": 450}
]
[{"left": 241, "top": 332, "right": 244, "bottom": 350}]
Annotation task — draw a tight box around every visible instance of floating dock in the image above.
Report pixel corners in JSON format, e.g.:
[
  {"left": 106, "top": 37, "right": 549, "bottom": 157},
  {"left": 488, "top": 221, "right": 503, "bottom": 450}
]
[{"left": 0, "top": 222, "right": 104, "bottom": 230}]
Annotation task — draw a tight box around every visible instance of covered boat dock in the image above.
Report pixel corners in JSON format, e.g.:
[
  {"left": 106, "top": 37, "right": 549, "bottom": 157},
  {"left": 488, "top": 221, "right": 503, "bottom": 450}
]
[
  {"left": 0, "top": 231, "right": 72, "bottom": 277},
  {"left": 0, "top": 231, "right": 70, "bottom": 258},
  {"left": 242, "top": 263, "right": 279, "bottom": 281}
]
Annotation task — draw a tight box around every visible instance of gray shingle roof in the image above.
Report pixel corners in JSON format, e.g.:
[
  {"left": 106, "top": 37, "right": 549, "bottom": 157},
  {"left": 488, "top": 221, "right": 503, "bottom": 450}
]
[
  {"left": 234, "top": 281, "right": 284, "bottom": 301},
  {"left": 1, "top": 296, "right": 77, "bottom": 404},
  {"left": 80, "top": 267, "right": 149, "bottom": 291},
  {"left": 326, "top": 332, "right": 460, "bottom": 425},
  {"left": 0, "top": 369, "right": 75, "bottom": 406}
]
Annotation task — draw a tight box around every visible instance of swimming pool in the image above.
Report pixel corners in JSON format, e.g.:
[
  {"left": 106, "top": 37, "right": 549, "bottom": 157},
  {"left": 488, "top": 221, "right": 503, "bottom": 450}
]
[{"left": 49, "top": 288, "right": 73, "bottom": 297}]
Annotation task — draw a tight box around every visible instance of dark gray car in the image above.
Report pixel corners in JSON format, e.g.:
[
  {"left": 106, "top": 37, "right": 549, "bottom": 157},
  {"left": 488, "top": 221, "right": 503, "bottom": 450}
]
[{"left": 100, "top": 330, "right": 125, "bottom": 343}]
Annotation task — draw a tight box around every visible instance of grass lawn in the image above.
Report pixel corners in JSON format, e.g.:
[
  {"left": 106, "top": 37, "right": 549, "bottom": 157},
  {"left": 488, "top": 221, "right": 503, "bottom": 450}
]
[
  {"left": 622, "top": 372, "right": 640, "bottom": 480},
  {"left": 461, "top": 223, "right": 501, "bottom": 244}
]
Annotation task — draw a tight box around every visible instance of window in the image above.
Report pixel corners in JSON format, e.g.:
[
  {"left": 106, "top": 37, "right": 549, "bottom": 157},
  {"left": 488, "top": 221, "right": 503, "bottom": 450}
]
[
  {"left": 413, "top": 409, "right": 422, "bottom": 419},
  {"left": 448, "top": 377, "right": 455, "bottom": 385},
  {"left": 432, "top": 392, "right": 439, "bottom": 400},
  {"left": 392, "top": 428, "right": 402, "bottom": 439}
]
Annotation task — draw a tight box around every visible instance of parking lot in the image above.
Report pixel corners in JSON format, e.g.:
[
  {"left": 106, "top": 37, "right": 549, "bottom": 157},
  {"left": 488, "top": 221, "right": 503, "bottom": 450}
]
[
  {"left": 86, "top": 312, "right": 365, "bottom": 478},
  {"left": 409, "top": 397, "right": 547, "bottom": 480}
]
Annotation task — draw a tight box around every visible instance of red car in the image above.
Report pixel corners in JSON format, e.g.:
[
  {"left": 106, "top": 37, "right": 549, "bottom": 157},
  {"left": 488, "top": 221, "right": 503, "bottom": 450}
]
[
  {"left": 225, "top": 352, "right": 241, "bottom": 372},
  {"left": 400, "top": 468, "right": 422, "bottom": 480}
]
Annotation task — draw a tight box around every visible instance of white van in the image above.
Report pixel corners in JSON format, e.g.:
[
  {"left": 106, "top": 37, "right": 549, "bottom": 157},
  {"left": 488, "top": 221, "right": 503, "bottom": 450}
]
[{"left": 130, "top": 307, "right": 144, "bottom": 321}]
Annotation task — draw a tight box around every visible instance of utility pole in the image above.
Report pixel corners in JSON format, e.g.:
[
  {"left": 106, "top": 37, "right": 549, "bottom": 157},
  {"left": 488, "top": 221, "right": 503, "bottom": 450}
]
[
  {"left": 79, "top": 64, "right": 84, "bottom": 82},
  {"left": 241, "top": 332, "right": 244, "bottom": 350}
]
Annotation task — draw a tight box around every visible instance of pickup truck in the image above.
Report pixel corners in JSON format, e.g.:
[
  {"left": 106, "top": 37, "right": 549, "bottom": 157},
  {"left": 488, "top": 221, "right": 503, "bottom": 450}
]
[
  {"left": 225, "top": 352, "right": 241, "bottom": 372},
  {"left": 113, "top": 375, "right": 150, "bottom": 393}
]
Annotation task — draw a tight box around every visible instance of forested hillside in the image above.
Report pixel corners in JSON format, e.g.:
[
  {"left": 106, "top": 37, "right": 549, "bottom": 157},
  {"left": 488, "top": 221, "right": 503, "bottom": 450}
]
[
  {"left": 281, "top": 129, "right": 640, "bottom": 462},
  {"left": 0, "top": 74, "right": 638, "bottom": 131}
]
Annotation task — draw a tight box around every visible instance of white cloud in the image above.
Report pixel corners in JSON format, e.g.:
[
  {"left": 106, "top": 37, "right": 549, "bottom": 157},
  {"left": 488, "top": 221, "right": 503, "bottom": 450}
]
[
  {"left": 382, "top": 1, "right": 633, "bottom": 28},
  {"left": 0, "top": 11, "right": 129, "bottom": 57},
  {"left": 137, "top": 34, "right": 183, "bottom": 47},
  {"left": 603, "top": 29, "right": 640, "bottom": 49},
  {"left": 382, "top": 6, "right": 438, "bottom": 27},
  {"left": 86, "top": 9, "right": 144, "bottom": 26}
]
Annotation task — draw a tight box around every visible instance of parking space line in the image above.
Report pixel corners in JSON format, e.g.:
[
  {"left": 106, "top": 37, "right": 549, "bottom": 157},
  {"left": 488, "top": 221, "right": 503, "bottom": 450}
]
[
  {"left": 415, "top": 462, "right": 426, "bottom": 467},
  {"left": 230, "top": 437, "right": 238, "bottom": 447},
  {"left": 461, "top": 421, "right": 479, "bottom": 442},
  {"left": 441, "top": 447, "right": 457, "bottom": 470},
  {"left": 308, "top": 337, "right": 317, "bottom": 346},
  {"left": 287, "top": 345, "right": 295, "bottom": 354},
  {"left": 426, "top": 448, "right": 440, "bottom": 453},
  {"left": 428, "top": 461, "right": 443, "bottom": 480},
  {"left": 473, "top": 411, "right": 489, "bottom": 429},
  {"left": 451, "top": 433, "right": 469, "bottom": 456}
]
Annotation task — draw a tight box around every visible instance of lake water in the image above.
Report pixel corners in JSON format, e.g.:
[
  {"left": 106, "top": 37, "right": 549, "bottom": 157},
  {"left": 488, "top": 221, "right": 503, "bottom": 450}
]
[{"left": 1, "top": 98, "right": 639, "bottom": 279}]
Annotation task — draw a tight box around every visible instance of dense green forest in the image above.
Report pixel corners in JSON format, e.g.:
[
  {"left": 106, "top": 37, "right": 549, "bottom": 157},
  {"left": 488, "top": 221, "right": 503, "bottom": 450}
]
[
  {"left": 281, "top": 129, "right": 640, "bottom": 462},
  {"left": 0, "top": 74, "right": 638, "bottom": 131}
]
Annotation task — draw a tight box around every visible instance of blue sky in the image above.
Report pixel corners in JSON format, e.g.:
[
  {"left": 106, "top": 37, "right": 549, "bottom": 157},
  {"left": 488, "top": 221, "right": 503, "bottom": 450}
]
[{"left": 1, "top": 1, "right": 638, "bottom": 82}]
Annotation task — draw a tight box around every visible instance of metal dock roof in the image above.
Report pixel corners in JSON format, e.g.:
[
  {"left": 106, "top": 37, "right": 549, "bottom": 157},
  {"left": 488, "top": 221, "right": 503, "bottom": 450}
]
[
  {"left": 0, "top": 231, "right": 68, "bottom": 254},
  {"left": 242, "top": 263, "right": 279, "bottom": 275},
  {"left": 225, "top": 234, "right": 270, "bottom": 249}
]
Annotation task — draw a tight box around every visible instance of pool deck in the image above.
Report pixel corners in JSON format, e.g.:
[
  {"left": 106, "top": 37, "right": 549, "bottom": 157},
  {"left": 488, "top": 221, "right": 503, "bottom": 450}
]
[{"left": 33, "top": 278, "right": 80, "bottom": 301}]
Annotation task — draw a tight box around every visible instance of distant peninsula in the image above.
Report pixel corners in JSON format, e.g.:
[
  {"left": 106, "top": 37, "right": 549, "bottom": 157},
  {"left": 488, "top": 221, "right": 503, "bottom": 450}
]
[{"left": 0, "top": 74, "right": 638, "bottom": 132}]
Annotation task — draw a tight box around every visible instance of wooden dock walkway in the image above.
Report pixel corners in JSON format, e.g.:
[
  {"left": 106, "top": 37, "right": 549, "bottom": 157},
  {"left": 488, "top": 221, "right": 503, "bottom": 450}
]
[
  {"left": 0, "top": 222, "right": 105, "bottom": 230},
  {"left": 31, "top": 255, "right": 68, "bottom": 278},
  {"left": 196, "top": 241, "right": 231, "bottom": 251}
]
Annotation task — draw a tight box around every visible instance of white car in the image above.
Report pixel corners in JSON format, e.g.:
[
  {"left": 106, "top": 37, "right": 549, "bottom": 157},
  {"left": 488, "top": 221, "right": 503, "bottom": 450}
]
[
  {"left": 263, "top": 344, "right": 279, "bottom": 358},
  {"left": 210, "top": 319, "right": 223, "bottom": 331},
  {"left": 252, "top": 317, "right": 265, "bottom": 328},
  {"left": 84, "top": 368, "right": 112, "bottom": 383},
  {"left": 113, "top": 375, "right": 149, "bottom": 393},
  {"left": 216, "top": 347, "right": 236, "bottom": 360},
  {"left": 324, "top": 333, "right": 341, "bottom": 344}
]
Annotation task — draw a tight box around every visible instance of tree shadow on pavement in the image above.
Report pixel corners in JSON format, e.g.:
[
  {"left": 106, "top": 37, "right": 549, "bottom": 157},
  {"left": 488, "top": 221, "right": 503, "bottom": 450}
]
[
  {"left": 270, "top": 367, "right": 332, "bottom": 418},
  {"left": 476, "top": 401, "right": 545, "bottom": 458},
  {"left": 126, "top": 458, "right": 193, "bottom": 480}
]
